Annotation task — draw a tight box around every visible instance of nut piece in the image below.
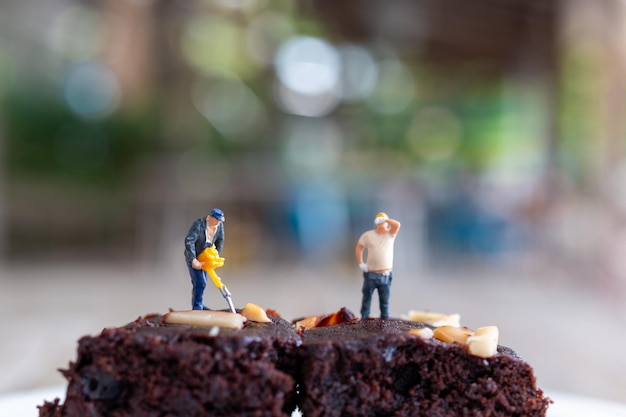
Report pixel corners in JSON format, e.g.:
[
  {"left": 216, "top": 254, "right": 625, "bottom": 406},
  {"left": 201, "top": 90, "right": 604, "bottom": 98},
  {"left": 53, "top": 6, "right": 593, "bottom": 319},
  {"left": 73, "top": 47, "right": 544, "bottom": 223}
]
[
  {"left": 404, "top": 310, "right": 461, "bottom": 327},
  {"left": 467, "top": 326, "right": 499, "bottom": 358},
  {"left": 293, "top": 307, "right": 356, "bottom": 331},
  {"left": 433, "top": 325, "right": 474, "bottom": 344},
  {"left": 163, "top": 310, "right": 247, "bottom": 329},
  {"left": 294, "top": 316, "right": 320, "bottom": 331},
  {"left": 408, "top": 327, "right": 434, "bottom": 339},
  {"left": 240, "top": 303, "right": 272, "bottom": 323}
]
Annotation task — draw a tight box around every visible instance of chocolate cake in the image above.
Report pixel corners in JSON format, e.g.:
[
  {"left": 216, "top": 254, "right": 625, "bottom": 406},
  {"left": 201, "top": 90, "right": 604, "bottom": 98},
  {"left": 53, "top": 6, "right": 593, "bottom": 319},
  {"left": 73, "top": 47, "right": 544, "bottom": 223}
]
[
  {"left": 298, "top": 318, "right": 551, "bottom": 417},
  {"left": 38, "top": 312, "right": 301, "bottom": 417},
  {"left": 39, "top": 309, "right": 550, "bottom": 417}
]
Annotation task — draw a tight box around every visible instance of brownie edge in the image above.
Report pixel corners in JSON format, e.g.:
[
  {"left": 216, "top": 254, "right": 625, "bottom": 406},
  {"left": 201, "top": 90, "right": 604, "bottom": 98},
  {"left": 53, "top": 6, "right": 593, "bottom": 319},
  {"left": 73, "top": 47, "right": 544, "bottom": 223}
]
[
  {"left": 39, "top": 314, "right": 301, "bottom": 417},
  {"left": 299, "top": 319, "right": 551, "bottom": 417}
]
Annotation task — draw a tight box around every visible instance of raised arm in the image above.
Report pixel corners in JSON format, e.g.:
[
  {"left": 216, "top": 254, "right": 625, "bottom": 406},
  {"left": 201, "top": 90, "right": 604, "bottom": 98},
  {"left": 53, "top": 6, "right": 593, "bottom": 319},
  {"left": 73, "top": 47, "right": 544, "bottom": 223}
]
[{"left": 386, "top": 218, "right": 401, "bottom": 235}]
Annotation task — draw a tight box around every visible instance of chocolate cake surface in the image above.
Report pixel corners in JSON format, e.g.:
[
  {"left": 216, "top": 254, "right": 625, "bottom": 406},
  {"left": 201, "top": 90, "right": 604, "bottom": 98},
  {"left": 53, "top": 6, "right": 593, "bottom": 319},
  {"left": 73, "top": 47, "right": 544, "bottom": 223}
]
[
  {"left": 39, "top": 314, "right": 301, "bottom": 417},
  {"left": 40, "top": 312, "right": 550, "bottom": 417},
  {"left": 299, "top": 318, "right": 550, "bottom": 417}
]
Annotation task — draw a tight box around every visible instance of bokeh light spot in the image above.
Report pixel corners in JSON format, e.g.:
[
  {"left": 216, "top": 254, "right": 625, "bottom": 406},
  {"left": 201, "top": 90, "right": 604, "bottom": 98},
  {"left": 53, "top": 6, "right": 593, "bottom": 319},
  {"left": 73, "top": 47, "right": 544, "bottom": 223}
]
[
  {"left": 337, "top": 44, "right": 378, "bottom": 102},
  {"left": 367, "top": 59, "right": 416, "bottom": 114},
  {"left": 214, "top": 0, "right": 257, "bottom": 10},
  {"left": 274, "top": 36, "right": 340, "bottom": 95},
  {"left": 181, "top": 16, "right": 252, "bottom": 79},
  {"left": 62, "top": 60, "right": 120, "bottom": 118},
  {"left": 49, "top": 5, "right": 103, "bottom": 60},
  {"left": 246, "top": 11, "right": 295, "bottom": 68},
  {"left": 192, "top": 77, "right": 265, "bottom": 139},
  {"left": 273, "top": 80, "right": 339, "bottom": 117}
]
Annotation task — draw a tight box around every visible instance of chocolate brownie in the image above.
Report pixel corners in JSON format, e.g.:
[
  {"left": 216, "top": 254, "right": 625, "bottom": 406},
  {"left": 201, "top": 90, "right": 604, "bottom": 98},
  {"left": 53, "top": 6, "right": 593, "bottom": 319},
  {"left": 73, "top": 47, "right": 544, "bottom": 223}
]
[
  {"left": 40, "top": 311, "right": 550, "bottom": 417},
  {"left": 39, "top": 314, "right": 301, "bottom": 417},
  {"left": 298, "top": 318, "right": 550, "bottom": 417}
]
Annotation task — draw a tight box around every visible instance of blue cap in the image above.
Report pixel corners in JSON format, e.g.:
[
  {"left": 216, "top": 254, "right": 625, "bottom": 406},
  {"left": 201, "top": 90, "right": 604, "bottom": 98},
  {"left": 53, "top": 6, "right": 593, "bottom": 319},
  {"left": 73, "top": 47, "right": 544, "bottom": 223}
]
[{"left": 210, "top": 208, "right": 225, "bottom": 222}]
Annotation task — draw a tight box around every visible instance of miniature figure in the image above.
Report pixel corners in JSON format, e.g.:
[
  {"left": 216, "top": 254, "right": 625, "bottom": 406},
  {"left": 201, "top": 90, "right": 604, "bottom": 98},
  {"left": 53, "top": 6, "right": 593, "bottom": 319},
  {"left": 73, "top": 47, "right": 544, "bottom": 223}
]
[
  {"left": 355, "top": 212, "right": 401, "bottom": 319},
  {"left": 184, "top": 208, "right": 226, "bottom": 310}
]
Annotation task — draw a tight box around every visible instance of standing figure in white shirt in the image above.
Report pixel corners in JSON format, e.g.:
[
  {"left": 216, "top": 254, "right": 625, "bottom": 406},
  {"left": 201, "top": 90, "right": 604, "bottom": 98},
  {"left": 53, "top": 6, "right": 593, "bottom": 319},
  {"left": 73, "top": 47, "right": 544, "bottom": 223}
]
[{"left": 355, "top": 212, "right": 401, "bottom": 319}]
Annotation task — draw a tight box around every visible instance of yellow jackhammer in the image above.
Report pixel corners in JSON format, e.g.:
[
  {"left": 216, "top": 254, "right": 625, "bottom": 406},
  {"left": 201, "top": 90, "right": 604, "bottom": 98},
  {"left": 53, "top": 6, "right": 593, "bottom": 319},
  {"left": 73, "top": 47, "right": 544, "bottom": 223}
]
[{"left": 197, "top": 246, "right": 236, "bottom": 313}]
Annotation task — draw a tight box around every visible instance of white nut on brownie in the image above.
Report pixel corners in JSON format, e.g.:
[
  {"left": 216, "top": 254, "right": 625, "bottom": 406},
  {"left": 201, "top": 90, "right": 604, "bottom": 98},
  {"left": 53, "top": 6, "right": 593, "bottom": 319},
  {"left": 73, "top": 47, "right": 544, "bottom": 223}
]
[
  {"left": 163, "top": 310, "right": 247, "bottom": 329},
  {"left": 408, "top": 327, "right": 434, "bottom": 339},
  {"left": 240, "top": 303, "right": 272, "bottom": 323},
  {"left": 404, "top": 310, "right": 461, "bottom": 327},
  {"left": 466, "top": 326, "right": 499, "bottom": 358}
]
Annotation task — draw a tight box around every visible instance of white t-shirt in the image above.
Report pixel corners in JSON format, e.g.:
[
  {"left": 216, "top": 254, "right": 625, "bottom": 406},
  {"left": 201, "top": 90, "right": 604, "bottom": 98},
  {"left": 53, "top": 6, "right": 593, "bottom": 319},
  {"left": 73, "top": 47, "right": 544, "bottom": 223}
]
[{"left": 358, "top": 230, "right": 397, "bottom": 271}]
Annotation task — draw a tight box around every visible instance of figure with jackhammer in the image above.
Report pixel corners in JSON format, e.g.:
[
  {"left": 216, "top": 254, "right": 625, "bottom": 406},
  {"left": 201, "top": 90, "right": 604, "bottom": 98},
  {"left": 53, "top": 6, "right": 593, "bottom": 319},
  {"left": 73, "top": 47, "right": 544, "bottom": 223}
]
[{"left": 184, "top": 208, "right": 235, "bottom": 312}]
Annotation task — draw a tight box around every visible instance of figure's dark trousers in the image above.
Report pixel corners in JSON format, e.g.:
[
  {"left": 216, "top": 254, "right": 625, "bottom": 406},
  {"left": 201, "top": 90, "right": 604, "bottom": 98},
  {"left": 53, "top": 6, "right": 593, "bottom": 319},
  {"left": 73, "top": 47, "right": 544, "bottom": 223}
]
[
  {"left": 187, "top": 262, "right": 208, "bottom": 310},
  {"left": 360, "top": 271, "right": 393, "bottom": 319}
]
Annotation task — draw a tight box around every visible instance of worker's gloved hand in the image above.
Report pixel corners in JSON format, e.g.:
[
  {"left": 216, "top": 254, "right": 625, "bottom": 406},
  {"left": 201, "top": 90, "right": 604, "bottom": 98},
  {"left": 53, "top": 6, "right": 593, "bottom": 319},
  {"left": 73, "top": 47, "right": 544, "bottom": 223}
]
[{"left": 359, "top": 263, "right": 368, "bottom": 272}]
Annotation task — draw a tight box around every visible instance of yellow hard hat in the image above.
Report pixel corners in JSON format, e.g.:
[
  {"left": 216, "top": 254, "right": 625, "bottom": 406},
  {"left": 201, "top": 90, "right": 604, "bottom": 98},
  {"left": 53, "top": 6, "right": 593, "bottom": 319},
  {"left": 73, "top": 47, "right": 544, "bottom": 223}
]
[{"left": 374, "top": 212, "right": 389, "bottom": 224}]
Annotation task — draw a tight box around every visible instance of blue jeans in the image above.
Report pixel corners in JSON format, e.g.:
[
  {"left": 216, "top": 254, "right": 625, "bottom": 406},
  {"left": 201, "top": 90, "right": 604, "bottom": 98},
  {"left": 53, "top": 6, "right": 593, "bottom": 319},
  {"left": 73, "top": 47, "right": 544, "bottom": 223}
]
[
  {"left": 360, "top": 271, "right": 393, "bottom": 319},
  {"left": 187, "top": 261, "right": 208, "bottom": 310}
]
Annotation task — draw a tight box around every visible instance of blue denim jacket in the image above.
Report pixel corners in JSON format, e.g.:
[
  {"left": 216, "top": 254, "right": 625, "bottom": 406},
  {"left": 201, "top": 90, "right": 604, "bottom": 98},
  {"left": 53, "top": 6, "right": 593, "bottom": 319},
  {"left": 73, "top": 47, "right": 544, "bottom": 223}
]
[{"left": 184, "top": 217, "right": 224, "bottom": 263}]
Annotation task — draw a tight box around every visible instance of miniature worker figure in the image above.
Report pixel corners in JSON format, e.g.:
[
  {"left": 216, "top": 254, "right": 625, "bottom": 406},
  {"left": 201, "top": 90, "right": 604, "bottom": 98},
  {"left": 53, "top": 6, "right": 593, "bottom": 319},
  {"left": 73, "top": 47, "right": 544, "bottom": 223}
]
[
  {"left": 184, "top": 208, "right": 225, "bottom": 310},
  {"left": 355, "top": 212, "right": 401, "bottom": 319}
]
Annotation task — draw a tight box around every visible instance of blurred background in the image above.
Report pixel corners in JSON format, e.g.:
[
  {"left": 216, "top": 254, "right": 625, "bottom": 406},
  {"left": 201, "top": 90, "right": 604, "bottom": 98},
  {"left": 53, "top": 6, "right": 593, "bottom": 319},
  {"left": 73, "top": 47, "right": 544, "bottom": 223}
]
[{"left": 1, "top": 0, "right": 626, "bottom": 409}]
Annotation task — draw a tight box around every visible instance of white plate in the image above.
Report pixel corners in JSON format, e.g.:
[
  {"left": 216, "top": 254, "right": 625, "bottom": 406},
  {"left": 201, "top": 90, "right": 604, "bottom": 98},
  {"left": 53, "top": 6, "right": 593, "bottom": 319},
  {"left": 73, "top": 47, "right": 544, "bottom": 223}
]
[
  {"left": 547, "top": 391, "right": 626, "bottom": 417},
  {"left": 2, "top": 387, "right": 625, "bottom": 417},
  {"left": 0, "top": 386, "right": 65, "bottom": 417}
]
